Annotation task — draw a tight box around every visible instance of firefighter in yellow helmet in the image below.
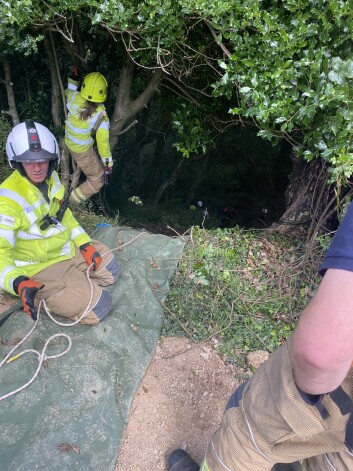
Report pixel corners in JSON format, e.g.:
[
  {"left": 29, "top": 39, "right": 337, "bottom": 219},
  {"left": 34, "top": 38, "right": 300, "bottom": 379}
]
[{"left": 65, "top": 69, "right": 113, "bottom": 205}]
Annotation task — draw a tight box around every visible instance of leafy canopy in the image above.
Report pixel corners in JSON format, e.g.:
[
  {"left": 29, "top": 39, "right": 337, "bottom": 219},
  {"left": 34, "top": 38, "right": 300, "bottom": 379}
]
[
  {"left": 180, "top": 0, "right": 353, "bottom": 181},
  {"left": 2, "top": 0, "right": 353, "bottom": 180}
]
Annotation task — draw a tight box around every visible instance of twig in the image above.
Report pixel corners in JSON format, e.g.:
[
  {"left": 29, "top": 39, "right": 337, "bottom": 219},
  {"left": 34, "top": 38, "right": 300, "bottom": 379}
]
[
  {"left": 165, "top": 225, "right": 191, "bottom": 240},
  {"left": 158, "top": 299, "right": 196, "bottom": 340},
  {"left": 203, "top": 301, "right": 235, "bottom": 342},
  {"left": 114, "top": 231, "right": 146, "bottom": 250}
]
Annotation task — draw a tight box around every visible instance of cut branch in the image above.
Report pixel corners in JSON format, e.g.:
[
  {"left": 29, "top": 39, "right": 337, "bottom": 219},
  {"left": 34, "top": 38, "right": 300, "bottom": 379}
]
[{"left": 117, "top": 120, "right": 138, "bottom": 136}]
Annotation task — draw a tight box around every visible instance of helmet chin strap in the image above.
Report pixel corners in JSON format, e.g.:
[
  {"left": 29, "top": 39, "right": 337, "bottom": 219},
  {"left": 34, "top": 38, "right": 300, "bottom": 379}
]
[{"left": 48, "top": 159, "right": 58, "bottom": 177}]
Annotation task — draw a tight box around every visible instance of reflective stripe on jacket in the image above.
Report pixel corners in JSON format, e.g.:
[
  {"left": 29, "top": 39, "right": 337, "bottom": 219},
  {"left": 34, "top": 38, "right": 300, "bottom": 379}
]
[
  {"left": 0, "top": 170, "right": 91, "bottom": 294},
  {"left": 64, "top": 79, "right": 111, "bottom": 159}
]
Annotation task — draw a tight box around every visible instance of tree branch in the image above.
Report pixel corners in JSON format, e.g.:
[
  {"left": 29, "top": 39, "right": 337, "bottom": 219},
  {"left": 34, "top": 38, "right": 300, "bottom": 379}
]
[
  {"left": 117, "top": 120, "right": 138, "bottom": 136},
  {"left": 1, "top": 59, "right": 19, "bottom": 126},
  {"left": 162, "top": 78, "right": 200, "bottom": 105},
  {"left": 203, "top": 19, "right": 231, "bottom": 58}
]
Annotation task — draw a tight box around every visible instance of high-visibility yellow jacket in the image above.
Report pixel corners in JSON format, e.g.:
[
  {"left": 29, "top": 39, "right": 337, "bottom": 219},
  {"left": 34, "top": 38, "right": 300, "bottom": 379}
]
[
  {"left": 65, "top": 78, "right": 112, "bottom": 161},
  {"left": 0, "top": 170, "right": 91, "bottom": 295}
]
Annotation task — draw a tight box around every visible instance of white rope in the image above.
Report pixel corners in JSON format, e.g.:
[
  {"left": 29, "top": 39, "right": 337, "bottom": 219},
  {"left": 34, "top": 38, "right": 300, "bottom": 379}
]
[
  {"left": 346, "top": 447, "right": 353, "bottom": 457},
  {"left": 0, "top": 329, "right": 72, "bottom": 401},
  {"left": 0, "top": 231, "right": 146, "bottom": 401}
]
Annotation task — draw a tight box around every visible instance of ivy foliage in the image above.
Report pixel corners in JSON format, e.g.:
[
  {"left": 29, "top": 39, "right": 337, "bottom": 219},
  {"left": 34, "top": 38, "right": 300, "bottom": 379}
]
[
  {"left": 164, "top": 225, "right": 320, "bottom": 364},
  {"left": 172, "top": 105, "right": 214, "bottom": 158},
  {"left": 1, "top": 0, "right": 353, "bottom": 179},
  {"left": 180, "top": 0, "right": 353, "bottom": 181}
]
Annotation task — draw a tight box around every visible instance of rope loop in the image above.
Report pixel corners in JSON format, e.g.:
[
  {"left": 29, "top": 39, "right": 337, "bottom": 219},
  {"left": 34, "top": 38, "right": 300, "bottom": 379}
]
[{"left": 0, "top": 231, "right": 145, "bottom": 401}]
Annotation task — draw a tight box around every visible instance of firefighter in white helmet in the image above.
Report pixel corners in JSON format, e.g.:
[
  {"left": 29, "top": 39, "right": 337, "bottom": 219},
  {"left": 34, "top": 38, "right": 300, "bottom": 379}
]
[
  {"left": 65, "top": 69, "right": 113, "bottom": 205},
  {"left": 0, "top": 120, "right": 119, "bottom": 323}
]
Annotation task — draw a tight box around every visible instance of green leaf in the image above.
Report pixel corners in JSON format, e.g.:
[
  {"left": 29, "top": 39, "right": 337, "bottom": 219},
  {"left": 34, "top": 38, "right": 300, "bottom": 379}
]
[
  {"left": 239, "top": 86, "right": 251, "bottom": 94},
  {"left": 316, "top": 140, "right": 327, "bottom": 150},
  {"left": 328, "top": 70, "right": 344, "bottom": 85}
]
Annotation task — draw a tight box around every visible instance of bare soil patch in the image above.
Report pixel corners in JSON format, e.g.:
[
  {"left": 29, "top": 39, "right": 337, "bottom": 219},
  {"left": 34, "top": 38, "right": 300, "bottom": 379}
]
[
  {"left": 115, "top": 336, "right": 241, "bottom": 470},
  {"left": 0, "top": 292, "right": 269, "bottom": 471}
]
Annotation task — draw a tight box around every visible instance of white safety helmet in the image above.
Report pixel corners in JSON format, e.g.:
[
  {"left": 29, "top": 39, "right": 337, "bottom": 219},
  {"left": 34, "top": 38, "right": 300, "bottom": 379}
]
[{"left": 6, "top": 120, "right": 60, "bottom": 176}]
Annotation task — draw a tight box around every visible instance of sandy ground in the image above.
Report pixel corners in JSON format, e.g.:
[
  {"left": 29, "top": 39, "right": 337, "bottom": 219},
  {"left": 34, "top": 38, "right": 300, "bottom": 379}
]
[
  {"left": 115, "top": 339, "right": 269, "bottom": 471},
  {"left": 0, "top": 291, "right": 268, "bottom": 471},
  {"left": 115, "top": 336, "right": 241, "bottom": 471}
]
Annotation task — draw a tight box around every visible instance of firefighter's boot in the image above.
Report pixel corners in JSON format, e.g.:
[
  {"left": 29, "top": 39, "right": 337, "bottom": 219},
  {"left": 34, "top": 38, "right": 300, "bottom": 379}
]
[
  {"left": 272, "top": 463, "right": 301, "bottom": 471},
  {"left": 168, "top": 449, "right": 199, "bottom": 471}
]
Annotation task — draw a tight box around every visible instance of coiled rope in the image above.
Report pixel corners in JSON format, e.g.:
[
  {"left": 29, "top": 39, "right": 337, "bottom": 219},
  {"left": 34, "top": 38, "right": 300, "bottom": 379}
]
[{"left": 0, "top": 231, "right": 145, "bottom": 401}]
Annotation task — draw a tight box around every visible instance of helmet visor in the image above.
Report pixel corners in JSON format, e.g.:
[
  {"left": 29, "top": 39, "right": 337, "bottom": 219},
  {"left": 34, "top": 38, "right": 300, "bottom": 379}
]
[{"left": 12, "top": 146, "right": 58, "bottom": 162}]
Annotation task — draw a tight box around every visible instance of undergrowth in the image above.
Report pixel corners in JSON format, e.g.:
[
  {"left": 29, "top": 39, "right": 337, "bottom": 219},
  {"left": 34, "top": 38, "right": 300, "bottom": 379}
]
[
  {"left": 163, "top": 225, "right": 323, "bottom": 366},
  {"left": 73, "top": 207, "right": 118, "bottom": 235},
  {"left": 116, "top": 200, "right": 221, "bottom": 233},
  {"left": 74, "top": 206, "right": 326, "bottom": 368}
]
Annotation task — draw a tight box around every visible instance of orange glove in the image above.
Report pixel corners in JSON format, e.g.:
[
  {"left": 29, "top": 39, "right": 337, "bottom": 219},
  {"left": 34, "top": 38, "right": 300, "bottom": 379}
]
[
  {"left": 69, "top": 65, "right": 80, "bottom": 81},
  {"left": 13, "top": 276, "right": 44, "bottom": 321},
  {"left": 80, "top": 243, "right": 102, "bottom": 271}
]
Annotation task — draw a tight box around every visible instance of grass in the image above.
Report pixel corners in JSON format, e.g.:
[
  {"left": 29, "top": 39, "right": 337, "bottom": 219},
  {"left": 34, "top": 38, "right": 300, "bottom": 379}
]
[
  {"left": 114, "top": 199, "right": 221, "bottom": 234},
  {"left": 73, "top": 206, "right": 119, "bottom": 235},
  {"left": 162, "top": 225, "right": 323, "bottom": 367},
  {"left": 74, "top": 204, "right": 325, "bottom": 369}
]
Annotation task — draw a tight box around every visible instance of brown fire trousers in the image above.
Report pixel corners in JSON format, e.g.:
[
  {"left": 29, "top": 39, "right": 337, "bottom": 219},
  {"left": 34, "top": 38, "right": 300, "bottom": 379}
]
[
  {"left": 201, "top": 337, "right": 353, "bottom": 471},
  {"left": 68, "top": 147, "right": 105, "bottom": 204},
  {"left": 32, "top": 240, "right": 119, "bottom": 324}
]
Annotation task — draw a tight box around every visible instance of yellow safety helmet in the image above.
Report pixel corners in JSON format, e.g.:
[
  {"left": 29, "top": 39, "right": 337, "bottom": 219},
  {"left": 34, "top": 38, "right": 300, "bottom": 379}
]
[{"left": 80, "top": 72, "right": 108, "bottom": 103}]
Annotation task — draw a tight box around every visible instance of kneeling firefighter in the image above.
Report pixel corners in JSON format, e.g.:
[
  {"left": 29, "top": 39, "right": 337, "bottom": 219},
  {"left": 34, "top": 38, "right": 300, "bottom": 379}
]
[{"left": 0, "top": 120, "right": 119, "bottom": 324}]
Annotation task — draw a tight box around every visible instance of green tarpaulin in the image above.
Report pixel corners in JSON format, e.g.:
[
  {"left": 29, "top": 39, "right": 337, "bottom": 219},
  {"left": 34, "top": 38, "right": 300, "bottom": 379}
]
[{"left": 0, "top": 226, "right": 185, "bottom": 471}]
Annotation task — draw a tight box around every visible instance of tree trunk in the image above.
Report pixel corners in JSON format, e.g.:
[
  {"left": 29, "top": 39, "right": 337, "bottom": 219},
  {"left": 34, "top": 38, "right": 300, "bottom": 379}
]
[
  {"left": 71, "top": 22, "right": 90, "bottom": 73},
  {"left": 1, "top": 59, "right": 19, "bottom": 125},
  {"left": 153, "top": 158, "right": 185, "bottom": 205},
  {"left": 110, "top": 57, "right": 164, "bottom": 151},
  {"left": 43, "top": 33, "right": 71, "bottom": 189},
  {"left": 44, "top": 35, "right": 62, "bottom": 125},
  {"left": 133, "top": 107, "right": 149, "bottom": 193},
  {"left": 268, "top": 153, "right": 330, "bottom": 237},
  {"left": 140, "top": 110, "right": 170, "bottom": 199},
  {"left": 185, "top": 153, "right": 212, "bottom": 207}
]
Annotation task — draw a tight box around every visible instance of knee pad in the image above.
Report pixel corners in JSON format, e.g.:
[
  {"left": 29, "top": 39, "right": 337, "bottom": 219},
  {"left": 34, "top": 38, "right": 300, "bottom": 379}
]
[
  {"left": 225, "top": 380, "right": 249, "bottom": 410},
  {"left": 92, "top": 289, "right": 112, "bottom": 321},
  {"left": 105, "top": 257, "right": 120, "bottom": 283}
]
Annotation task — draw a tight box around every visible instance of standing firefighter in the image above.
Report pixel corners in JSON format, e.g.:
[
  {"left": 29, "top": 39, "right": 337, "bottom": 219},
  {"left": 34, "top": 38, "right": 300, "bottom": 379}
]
[
  {"left": 0, "top": 121, "right": 119, "bottom": 324},
  {"left": 168, "top": 201, "right": 353, "bottom": 469},
  {"left": 65, "top": 70, "right": 113, "bottom": 205}
]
